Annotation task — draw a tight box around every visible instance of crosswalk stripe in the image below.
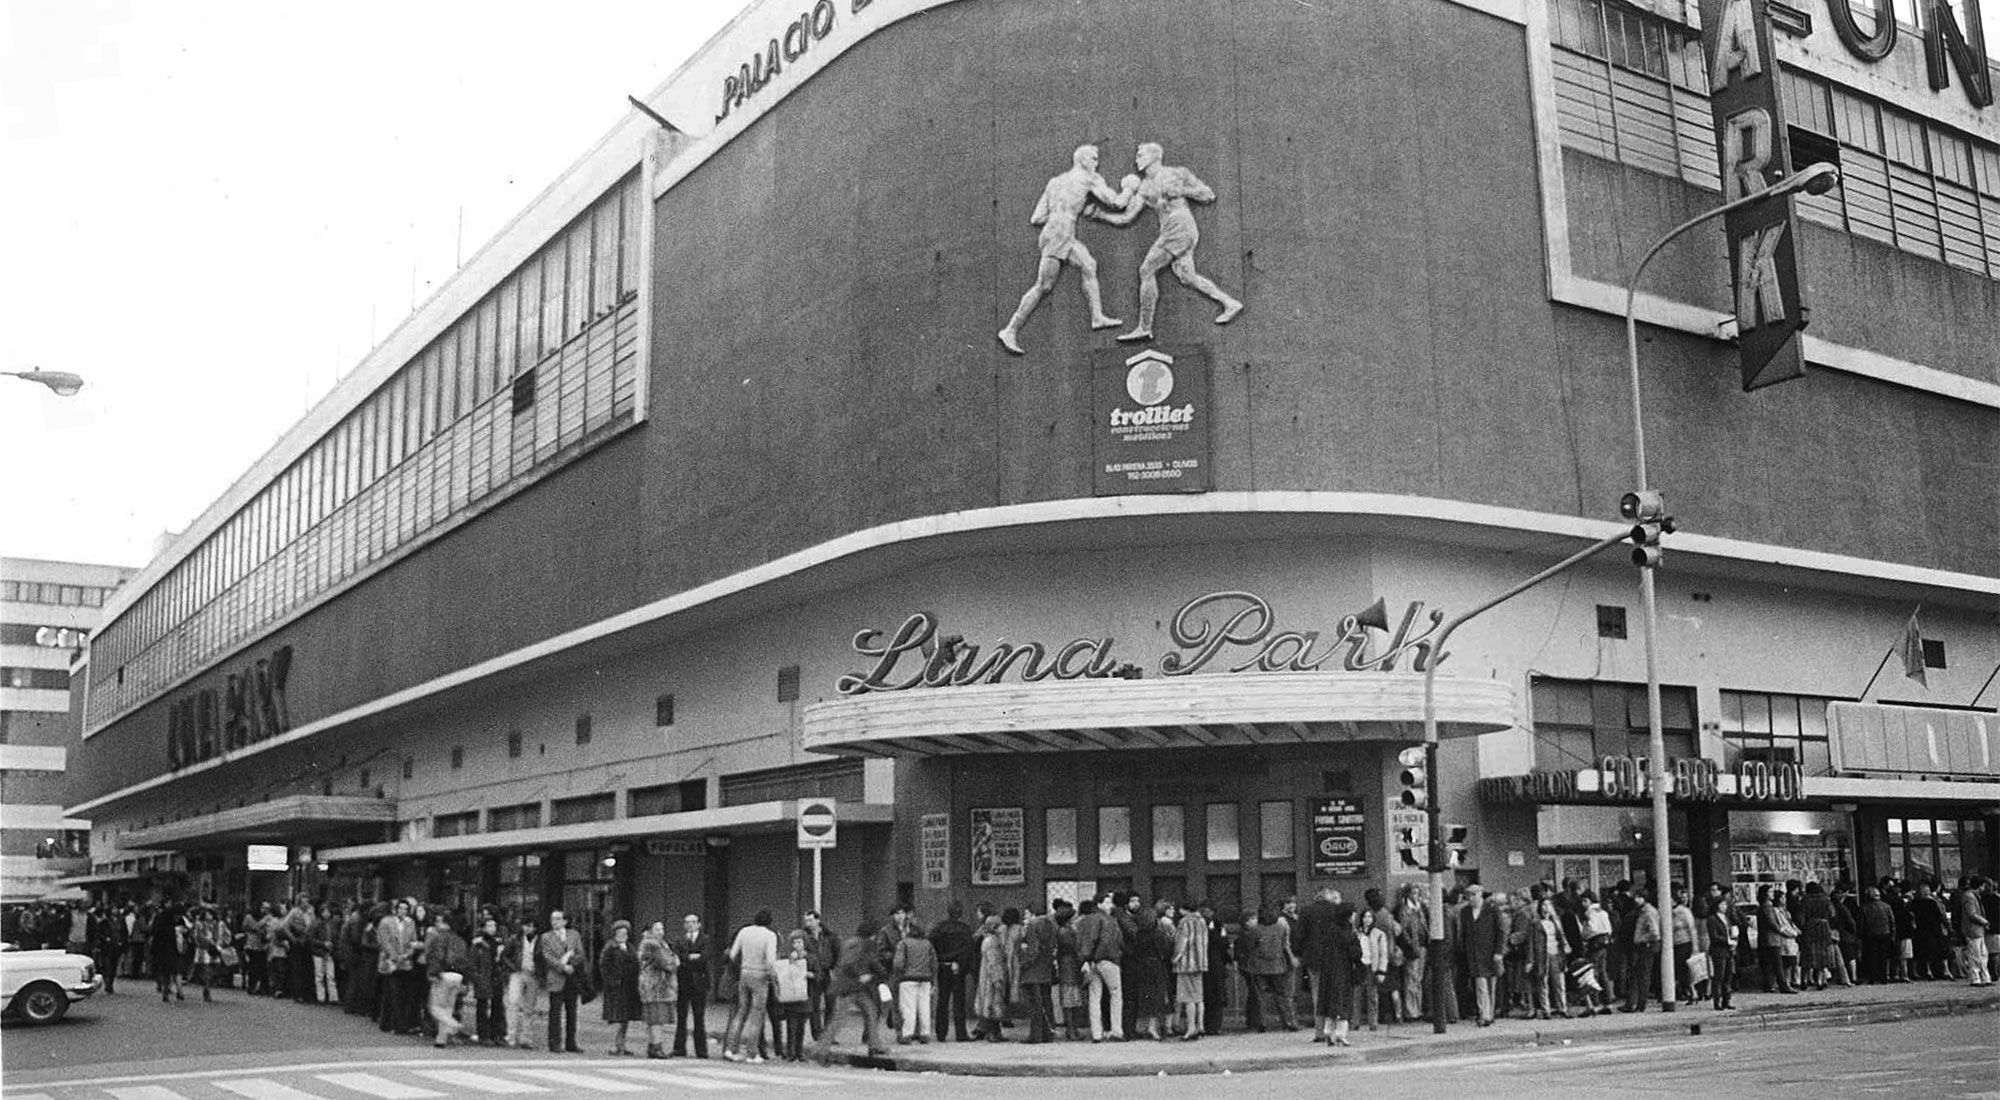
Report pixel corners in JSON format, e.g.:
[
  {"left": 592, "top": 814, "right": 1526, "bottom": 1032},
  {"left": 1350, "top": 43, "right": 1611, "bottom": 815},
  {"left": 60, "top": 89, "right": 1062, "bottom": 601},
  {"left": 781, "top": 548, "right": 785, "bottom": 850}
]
[
  {"left": 107, "top": 1089, "right": 192, "bottom": 1100},
  {"left": 599, "top": 1067, "right": 751, "bottom": 1091},
  {"left": 214, "top": 1081, "right": 331, "bottom": 1100},
  {"left": 685, "top": 1065, "right": 835, "bottom": 1086},
  {"left": 411, "top": 1069, "right": 551, "bottom": 1093},
  {"left": 313, "top": 1072, "right": 445, "bottom": 1098},
  {"left": 505, "top": 1068, "right": 649, "bottom": 1092}
]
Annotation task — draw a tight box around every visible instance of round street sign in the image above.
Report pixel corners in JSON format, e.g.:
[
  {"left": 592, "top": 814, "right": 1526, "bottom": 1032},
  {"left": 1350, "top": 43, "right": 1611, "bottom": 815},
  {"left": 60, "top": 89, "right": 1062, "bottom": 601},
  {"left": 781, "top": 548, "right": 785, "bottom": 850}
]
[{"left": 798, "top": 798, "right": 837, "bottom": 849}]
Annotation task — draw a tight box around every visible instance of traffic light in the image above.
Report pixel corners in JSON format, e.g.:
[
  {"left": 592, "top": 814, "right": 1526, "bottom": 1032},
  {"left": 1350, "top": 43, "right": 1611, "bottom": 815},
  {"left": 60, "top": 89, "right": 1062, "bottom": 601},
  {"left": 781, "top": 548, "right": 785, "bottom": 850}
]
[
  {"left": 1443, "top": 823, "right": 1471, "bottom": 868},
  {"left": 1618, "top": 490, "right": 1677, "bottom": 568},
  {"left": 1396, "top": 746, "right": 1428, "bottom": 809}
]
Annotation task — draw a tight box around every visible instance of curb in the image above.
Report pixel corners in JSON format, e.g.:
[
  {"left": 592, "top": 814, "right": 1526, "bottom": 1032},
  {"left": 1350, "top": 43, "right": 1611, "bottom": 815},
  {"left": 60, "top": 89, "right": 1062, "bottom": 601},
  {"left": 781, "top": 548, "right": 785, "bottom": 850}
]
[{"left": 817, "top": 993, "right": 2000, "bottom": 1077}]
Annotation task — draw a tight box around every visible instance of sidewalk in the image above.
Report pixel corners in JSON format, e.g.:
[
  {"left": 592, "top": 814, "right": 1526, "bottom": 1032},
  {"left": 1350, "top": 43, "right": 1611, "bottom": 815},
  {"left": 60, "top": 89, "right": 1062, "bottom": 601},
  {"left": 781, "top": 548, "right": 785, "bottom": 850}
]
[{"left": 780, "top": 980, "right": 2000, "bottom": 1077}]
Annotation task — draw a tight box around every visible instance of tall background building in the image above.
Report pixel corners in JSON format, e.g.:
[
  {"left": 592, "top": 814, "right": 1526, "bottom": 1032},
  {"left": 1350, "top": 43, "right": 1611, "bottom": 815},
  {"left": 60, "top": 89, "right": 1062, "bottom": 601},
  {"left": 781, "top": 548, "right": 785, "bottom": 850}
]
[{"left": 1, "top": 557, "right": 136, "bottom": 905}]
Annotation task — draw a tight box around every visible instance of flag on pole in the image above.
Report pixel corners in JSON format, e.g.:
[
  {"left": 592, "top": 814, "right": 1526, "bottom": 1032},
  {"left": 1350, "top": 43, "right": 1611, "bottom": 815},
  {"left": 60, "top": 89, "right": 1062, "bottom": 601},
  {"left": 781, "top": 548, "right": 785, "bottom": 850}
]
[{"left": 1900, "top": 607, "right": 1927, "bottom": 687}]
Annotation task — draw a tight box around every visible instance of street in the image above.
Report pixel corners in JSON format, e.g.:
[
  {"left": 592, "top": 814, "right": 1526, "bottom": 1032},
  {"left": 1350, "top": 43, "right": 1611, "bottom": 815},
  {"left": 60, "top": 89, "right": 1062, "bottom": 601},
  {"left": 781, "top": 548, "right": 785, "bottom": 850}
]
[{"left": 5, "top": 987, "right": 1995, "bottom": 1099}]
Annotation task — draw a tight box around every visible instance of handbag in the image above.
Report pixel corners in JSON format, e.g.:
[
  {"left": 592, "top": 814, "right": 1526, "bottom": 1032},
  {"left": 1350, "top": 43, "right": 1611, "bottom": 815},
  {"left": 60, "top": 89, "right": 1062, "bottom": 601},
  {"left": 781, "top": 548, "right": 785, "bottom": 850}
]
[
  {"left": 575, "top": 964, "right": 600, "bottom": 1004},
  {"left": 218, "top": 946, "right": 242, "bottom": 968},
  {"left": 1686, "top": 951, "right": 1711, "bottom": 985}
]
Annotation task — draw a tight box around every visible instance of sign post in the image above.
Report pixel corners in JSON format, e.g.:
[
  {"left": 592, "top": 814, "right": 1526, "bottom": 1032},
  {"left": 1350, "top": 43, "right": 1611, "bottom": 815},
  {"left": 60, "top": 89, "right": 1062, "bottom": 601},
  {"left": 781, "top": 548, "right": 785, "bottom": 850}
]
[{"left": 797, "top": 798, "right": 838, "bottom": 914}]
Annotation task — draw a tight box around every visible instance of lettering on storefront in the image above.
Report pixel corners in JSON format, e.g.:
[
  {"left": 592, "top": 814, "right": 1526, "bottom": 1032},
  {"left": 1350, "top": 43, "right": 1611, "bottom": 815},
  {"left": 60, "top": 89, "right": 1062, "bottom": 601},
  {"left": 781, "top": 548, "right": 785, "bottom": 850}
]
[
  {"left": 715, "top": 0, "right": 848, "bottom": 123},
  {"left": 1479, "top": 756, "right": 1801, "bottom": 805},
  {"left": 835, "top": 590, "right": 1447, "bottom": 695},
  {"left": 165, "top": 645, "right": 293, "bottom": 770}
]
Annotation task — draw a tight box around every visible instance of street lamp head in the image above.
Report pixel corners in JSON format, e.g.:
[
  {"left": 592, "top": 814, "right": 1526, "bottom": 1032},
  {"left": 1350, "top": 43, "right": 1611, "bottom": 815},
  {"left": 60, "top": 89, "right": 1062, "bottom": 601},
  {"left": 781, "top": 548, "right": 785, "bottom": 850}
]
[
  {"left": 1772, "top": 162, "right": 1840, "bottom": 199},
  {"left": 3, "top": 368, "right": 85, "bottom": 397}
]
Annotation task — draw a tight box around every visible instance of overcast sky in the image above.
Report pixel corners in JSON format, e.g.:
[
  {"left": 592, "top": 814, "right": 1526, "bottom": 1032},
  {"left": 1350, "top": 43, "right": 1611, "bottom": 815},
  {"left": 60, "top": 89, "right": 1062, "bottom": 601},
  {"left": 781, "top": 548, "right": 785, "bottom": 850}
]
[{"left": 1, "top": 0, "right": 738, "bottom": 570}]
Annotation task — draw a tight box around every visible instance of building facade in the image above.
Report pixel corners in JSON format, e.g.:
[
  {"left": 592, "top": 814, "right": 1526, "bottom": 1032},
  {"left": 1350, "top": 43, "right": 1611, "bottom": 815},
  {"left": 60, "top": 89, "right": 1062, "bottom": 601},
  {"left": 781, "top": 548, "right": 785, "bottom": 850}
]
[
  {"left": 64, "top": 0, "right": 1998, "bottom": 959},
  {"left": 1, "top": 557, "right": 135, "bottom": 906}
]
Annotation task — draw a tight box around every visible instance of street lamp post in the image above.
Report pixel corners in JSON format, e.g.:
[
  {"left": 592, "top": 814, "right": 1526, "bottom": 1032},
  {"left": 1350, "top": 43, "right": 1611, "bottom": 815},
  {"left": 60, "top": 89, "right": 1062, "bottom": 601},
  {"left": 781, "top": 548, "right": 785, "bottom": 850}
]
[
  {"left": 2, "top": 368, "right": 86, "bottom": 397},
  {"left": 1421, "top": 528, "right": 1635, "bottom": 1034},
  {"left": 1622, "top": 161, "right": 1839, "bottom": 1012}
]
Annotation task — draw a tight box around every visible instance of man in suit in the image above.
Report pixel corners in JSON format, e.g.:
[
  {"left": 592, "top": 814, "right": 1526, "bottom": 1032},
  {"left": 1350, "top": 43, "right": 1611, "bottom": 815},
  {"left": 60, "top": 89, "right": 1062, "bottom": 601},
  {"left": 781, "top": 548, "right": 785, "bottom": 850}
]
[
  {"left": 671, "top": 913, "right": 713, "bottom": 1057},
  {"left": 536, "top": 908, "right": 586, "bottom": 1053},
  {"left": 1460, "top": 885, "right": 1505, "bottom": 1026},
  {"left": 1298, "top": 887, "right": 1342, "bottom": 1042}
]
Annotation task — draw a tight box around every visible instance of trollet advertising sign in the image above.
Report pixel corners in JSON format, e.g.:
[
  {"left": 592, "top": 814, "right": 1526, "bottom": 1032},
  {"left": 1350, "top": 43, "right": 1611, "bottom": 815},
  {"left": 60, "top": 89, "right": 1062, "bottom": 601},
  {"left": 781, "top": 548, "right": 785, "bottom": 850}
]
[{"left": 1093, "top": 346, "right": 1211, "bottom": 494}]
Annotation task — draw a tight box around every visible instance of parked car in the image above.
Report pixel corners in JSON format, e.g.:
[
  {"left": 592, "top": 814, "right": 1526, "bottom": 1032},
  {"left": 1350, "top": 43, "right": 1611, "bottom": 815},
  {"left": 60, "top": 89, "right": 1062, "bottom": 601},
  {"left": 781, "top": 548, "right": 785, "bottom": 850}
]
[{"left": 1, "top": 942, "right": 100, "bottom": 1024}]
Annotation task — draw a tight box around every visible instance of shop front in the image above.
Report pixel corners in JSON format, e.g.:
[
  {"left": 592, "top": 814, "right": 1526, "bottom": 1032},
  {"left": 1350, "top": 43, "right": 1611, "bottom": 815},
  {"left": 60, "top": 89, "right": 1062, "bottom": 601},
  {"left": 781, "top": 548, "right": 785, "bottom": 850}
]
[{"left": 805, "top": 665, "right": 1518, "bottom": 920}]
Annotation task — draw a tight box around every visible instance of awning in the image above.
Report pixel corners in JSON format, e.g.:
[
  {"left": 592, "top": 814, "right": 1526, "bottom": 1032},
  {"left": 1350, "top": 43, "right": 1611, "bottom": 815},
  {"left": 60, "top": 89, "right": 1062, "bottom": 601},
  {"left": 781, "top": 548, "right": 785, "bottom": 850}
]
[
  {"left": 119, "top": 794, "right": 396, "bottom": 851},
  {"left": 315, "top": 799, "right": 893, "bottom": 863},
  {"left": 802, "top": 671, "right": 1516, "bottom": 757}
]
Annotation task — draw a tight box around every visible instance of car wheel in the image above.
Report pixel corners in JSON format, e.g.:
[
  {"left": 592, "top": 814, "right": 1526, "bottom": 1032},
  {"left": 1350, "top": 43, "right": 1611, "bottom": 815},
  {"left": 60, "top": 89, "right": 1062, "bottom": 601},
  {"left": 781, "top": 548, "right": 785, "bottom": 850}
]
[{"left": 14, "top": 981, "right": 70, "bottom": 1024}]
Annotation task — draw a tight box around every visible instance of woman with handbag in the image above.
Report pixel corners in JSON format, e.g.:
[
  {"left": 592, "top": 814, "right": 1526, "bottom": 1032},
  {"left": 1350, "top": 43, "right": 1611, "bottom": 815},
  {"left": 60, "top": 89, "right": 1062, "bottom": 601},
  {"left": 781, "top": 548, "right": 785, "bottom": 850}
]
[{"left": 191, "top": 907, "right": 224, "bottom": 1003}]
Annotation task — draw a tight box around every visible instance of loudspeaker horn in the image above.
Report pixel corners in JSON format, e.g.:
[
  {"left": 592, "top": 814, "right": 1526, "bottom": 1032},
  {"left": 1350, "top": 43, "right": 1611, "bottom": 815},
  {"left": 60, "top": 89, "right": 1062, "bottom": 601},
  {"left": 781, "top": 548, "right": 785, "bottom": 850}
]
[{"left": 1352, "top": 597, "right": 1390, "bottom": 632}]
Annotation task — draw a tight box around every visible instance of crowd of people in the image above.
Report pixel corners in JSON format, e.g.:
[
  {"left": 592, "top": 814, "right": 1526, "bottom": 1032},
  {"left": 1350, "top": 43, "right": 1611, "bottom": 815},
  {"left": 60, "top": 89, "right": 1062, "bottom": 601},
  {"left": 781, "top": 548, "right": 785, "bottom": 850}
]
[{"left": 6, "top": 871, "right": 1993, "bottom": 1062}]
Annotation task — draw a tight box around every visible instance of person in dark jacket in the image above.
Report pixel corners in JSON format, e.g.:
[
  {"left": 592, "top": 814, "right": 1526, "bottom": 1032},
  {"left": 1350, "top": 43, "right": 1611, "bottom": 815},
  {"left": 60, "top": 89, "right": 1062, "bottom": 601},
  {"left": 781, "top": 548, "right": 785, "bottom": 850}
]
[
  {"left": 928, "top": 901, "right": 975, "bottom": 1042},
  {"left": 468, "top": 916, "right": 507, "bottom": 1045},
  {"left": 1016, "top": 903, "right": 1058, "bottom": 1043},
  {"left": 149, "top": 904, "right": 184, "bottom": 1001},
  {"left": 1298, "top": 887, "right": 1343, "bottom": 1043},
  {"left": 423, "top": 912, "right": 471, "bottom": 1046},
  {"left": 1797, "top": 882, "right": 1837, "bottom": 990},
  {"left": 1858, "top": 885, "right": 1895, "bottom": 984},
  {"left": 599, "top": 919, "right": 642, "bottom": 1055},
  {"left": 1460, "top": 886, "right": 1505, "bottom": 1026},
  {"left": 1324, "top": 902, "right": 1362, "bottom": 1046},
  {"left": 1702, "top": 896, "right": 1739, "bottom": 1010},
  {"left": 812, "top": 919, "right": 889, "bottom": 1059},
  {"left": 1202, "top": 902, "right": 1231, "bottom": 1035},
  {"left": 795, "top": 910, "right": 838, "bottom": 1042},
  {"left": 670, "top": 914, "right": 712, "bottom": 1058}
]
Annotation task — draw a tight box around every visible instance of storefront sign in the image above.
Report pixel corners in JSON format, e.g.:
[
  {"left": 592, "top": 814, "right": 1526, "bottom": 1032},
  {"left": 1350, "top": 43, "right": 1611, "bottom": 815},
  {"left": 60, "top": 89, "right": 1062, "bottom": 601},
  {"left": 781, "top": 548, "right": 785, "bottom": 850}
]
[
  {"left": 835, "top": 590, "right": 1445, "bottom": 694},
  {"left": 1093, "top": 347, "right": 1211, "bottom": 495},
  {"left": 715, "top": 0, "right": 841, "bottom": 123},
  {"left": 970, "top": 807, "right": 1025, "bottom": 886},
  {"left": 920, "top": 812, "right": 950, "bottom": 890},
  {"left": 1699, "top": 0, "right": 1812, "bottom": 391},
  {"left": 1824, "top": 0, "right": 1992, "bottom": 107},
  {"left": 166, "top": 645, "right": 294, "bottom": 770},
  {"left": 1311, "top": 797, "right": 1368, "bottom": 877},
  {"left": 644, "top": 838, "right": 707, "bottom": 857},
  {"left": 1479, "top": 756, "right": 1803, "bottom": 805}
]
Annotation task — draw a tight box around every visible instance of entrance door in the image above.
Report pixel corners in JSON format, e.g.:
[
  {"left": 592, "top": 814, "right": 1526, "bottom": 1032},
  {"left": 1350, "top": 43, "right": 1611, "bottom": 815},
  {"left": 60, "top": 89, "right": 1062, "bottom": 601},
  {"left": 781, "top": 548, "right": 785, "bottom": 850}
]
[{"left": 560, "top": 849, "right": 618, "bottom": 963}]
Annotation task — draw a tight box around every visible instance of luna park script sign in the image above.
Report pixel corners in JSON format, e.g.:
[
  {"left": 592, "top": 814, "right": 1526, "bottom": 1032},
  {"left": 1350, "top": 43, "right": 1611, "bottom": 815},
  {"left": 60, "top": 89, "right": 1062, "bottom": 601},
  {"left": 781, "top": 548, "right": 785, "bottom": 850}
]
[{"left": 836, "top": 590, "right": 1446, "bottom": 695}]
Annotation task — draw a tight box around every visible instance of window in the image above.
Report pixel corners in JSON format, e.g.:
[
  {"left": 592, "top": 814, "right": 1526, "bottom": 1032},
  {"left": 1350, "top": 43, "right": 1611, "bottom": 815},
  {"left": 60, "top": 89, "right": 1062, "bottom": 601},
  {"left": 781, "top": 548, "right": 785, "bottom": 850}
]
[
  {"left": 2, "top": 668, "right": 71, "bottom": 690},
  {"left": 511, "top": 369, "right": 538, "bottom": 416},
  {"left": 655, "top": 693, "right": 675, "bottom": 727},
  {"left": 1188, "top": 809, "right": 1241, "bottom": 867},
  {"left": 450, "top": 745, "right": 464, "bottom": 770},
  {"left": 1152, "top": 805, "right": 1186, "bottom": 862},
  {"left": 433, "top": 811, "right": 478, "bottom": 837},
  {"left": 630, "top": 781, "right": 705, "bottom": 817},
  {"left": 1720, "top": 690, "right": 1836, "bottom": 776},
  {"left": 1530, "top": 677, "right": 1699, "bottom": 770},
  {"left": 1887, "top": 816, "right": 1986, "bottom": 886},
  {"left": 496, "top": 852, "right": 543, "bottom": 920},
  {"left": 1922, "top": 639, "right": 1947, "bottom": 669},
  {"left": 1046, "top": 807, "right": 1079, "bottom": 865},
  {"left": 488, "top": 802, "right": 542, "bottom": 832},
  {"left": 1259, "top": 801, "right": 1294, "bottom": 860},
  {"left": 1596, "top": 604, "right": 1628, "bottom": 639},
  {"left": 507, "top": 729, "right": 523, "bottom": 759},
  {"left": 551, "top": 793, "right": 615, "bottom": 826},
  {"left": 777, "top": 665, "right": 801, "bottom": 703},
  {"left": 575, "top": 713, "right": 592, "bottom": 745},
  {"left": 1098, "top": 806, "right": 1132, "bottom": 864},
  {"left": 402, "top": 758, "right": 414, "bottom": 780}
]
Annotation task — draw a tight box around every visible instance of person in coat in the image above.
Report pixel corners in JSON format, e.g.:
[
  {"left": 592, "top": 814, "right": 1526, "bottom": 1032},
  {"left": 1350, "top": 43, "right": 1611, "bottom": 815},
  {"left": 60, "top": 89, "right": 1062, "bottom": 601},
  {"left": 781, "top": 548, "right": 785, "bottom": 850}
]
[
  {"left": 928, "top": 902, "right": 976, "bottom": 1042},
  {"left": 892, "top": 922, "right": 939, "bottom": 1043},
  {"left": 598, "top": 919, "right": 642, "bottom": 1055},
  {"left": 1243, "top": 907, "right": 1297, "bottom": 1031},
  {"left": 469, "top": 916, "right": 508, "bottom": 1045},
  {"left": 347, "top": 903, "right": 382, "bottom": 1018},
  {"left": 149, "top": 903, "right": 184, "bottom": 1001},
  {"left": 637, "top": 920, "right": 680, "bottom": 1058},
  {"left": 972, "top": 911, "right": 1013, "bottom": 1041},
  {"left": 1797, "top": 881, "right": 1837, "bottom": 990},
  {"left": 501, "top": 915, "right": 544, "bottom": 1050},
  {"left": 1053, "top": 900, "right": 1087, "bottom": 1040},
  {"left": 795, "top": 910, "right": 837, "bottom": 1042},
  {"left": 1323, "top": 902, "right": 1361, "bottom": 1046},
  {"left": 1298, "top": 887, "right": 1343, "bottom": 1042},
  {"left": 1459, "top": 885, "right": 1505, "bottom": 1026},
  {"left": 670, "top": 913, "right": 713, "bottom": 1058},
  {"left": 1017, "top": 903, "right": 1059, "bottom": 1043},
  {"left": 1123, "top": 905, "right": 1171, "bottom": 1041},
  {"left": 1702, "top": 896, "right": 1740, "bottom": 1011},
  {"left": 1527, "top": 897, "right": 1568, "bottom": 1019},
  {"left": 375, "top": 899, "right": 419, "bottom": 1032},
  {"left": 1172, "top": 901, "right": 1209, "bottom": 1041},
  {"left": 1201, "top": 901, "right": 1231, "bottom": 1036},
  {"left": 536, "top": 908, "right": 587, "bottom": 1054}
]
